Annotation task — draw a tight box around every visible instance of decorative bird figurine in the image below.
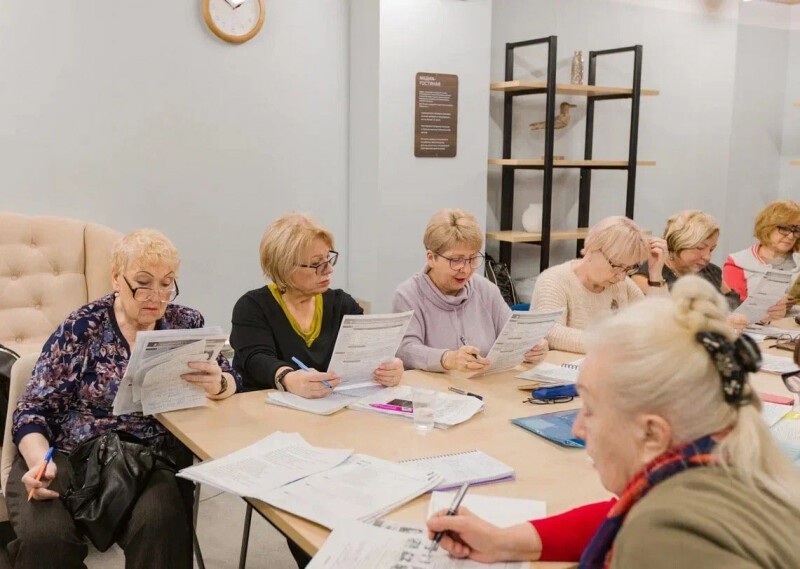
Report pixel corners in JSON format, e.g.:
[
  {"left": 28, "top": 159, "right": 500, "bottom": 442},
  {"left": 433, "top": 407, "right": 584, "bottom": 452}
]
[{"left": 529, "top": 102, "right": 577, "bottom": 131}]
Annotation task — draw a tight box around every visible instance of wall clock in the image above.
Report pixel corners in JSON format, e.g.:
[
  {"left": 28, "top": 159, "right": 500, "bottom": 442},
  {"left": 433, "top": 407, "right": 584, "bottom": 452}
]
[{"left": 202, "top": 0, "right": 265, "bottom": 44}]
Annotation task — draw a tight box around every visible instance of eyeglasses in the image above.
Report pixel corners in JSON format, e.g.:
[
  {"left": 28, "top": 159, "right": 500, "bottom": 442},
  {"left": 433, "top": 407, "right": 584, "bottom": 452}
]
[
  {"left": 776, "top": 226, "right": 800, "bottom": 239},
  {"left": 600, "top": 251, "right": 640, "bottom": 276},
  {"left": 436, "top": 252, "right": 484, "bottom": 271},
  {"left": 523, "top": 395, "right": 574, "bottom": 405},
  {"left": 298, "top": 251, "right": 339, "bottom": 275},
  {"left": 768, "top": 334, "right": 798, "bottom": 352},
  {"left": 781, "top": 370, "right": 800, "bottom": 394},
  {"left": 123, "top": 276, "right": 179, "bottom": 303}
]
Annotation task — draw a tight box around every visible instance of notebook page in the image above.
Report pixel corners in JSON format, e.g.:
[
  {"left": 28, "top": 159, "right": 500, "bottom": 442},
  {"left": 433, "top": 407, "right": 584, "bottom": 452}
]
[
  {"left": 402, "top": 450, "right": 514, "bottom": 490},
  {"left": 427, "top": 492, "right": 546, "bottom": 528}
]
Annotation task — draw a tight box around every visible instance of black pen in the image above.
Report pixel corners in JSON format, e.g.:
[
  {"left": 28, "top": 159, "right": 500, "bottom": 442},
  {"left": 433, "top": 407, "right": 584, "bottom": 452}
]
[
  {"left": 429, "top": 482, "right": 470, "bottom": 552},
  {"left": 448, "top": 386, "right": 483, "bottom": 401}
]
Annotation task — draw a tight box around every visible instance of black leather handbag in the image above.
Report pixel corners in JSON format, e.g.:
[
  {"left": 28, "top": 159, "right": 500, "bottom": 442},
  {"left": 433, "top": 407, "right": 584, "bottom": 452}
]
[{"left": 61, "top": 430, "right": 176, "bottom": 551}]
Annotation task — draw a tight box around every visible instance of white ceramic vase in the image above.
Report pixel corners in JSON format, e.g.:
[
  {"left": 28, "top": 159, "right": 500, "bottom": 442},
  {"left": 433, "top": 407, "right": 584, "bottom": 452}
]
[{"left": 522, "top": 203, "right": 543, "bottom": 233}]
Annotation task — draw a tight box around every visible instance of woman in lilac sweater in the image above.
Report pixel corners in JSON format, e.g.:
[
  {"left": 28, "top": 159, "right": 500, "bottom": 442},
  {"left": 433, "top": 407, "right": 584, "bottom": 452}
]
[{"left": 393, "top": 209, "right": 547, "bottom": 373}]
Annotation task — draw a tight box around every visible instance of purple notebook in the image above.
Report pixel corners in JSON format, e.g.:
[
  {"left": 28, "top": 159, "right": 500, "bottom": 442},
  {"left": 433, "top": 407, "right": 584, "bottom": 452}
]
[{"left": 400, "top": 450, "right": 515, "bottom": 491}]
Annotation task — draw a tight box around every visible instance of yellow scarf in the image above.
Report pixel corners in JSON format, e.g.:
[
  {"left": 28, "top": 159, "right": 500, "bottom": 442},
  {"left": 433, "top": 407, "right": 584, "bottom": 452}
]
[{"left": 268, "top": 284, "right": 323, "bottom": 347}]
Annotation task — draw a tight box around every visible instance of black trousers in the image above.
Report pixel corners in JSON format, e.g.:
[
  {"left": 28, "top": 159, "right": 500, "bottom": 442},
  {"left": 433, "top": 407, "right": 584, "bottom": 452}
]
[{"left": 6, "top": 452, "right": 193, "bottom": 569}]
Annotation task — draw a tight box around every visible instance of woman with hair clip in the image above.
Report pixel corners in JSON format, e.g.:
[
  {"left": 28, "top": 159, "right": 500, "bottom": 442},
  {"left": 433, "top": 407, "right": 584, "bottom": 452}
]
[{"left": 427, "top": 276, "right": 800, "bottom": 567}]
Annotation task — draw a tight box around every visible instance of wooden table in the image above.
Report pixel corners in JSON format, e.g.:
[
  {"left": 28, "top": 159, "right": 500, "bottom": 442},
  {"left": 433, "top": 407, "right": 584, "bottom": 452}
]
[{"left": 157, "top": 321, "right": 798, "bottom": 568}]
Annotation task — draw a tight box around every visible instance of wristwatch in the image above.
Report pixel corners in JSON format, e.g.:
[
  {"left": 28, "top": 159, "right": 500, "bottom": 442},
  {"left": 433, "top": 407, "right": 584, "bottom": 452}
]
[
  {"left": 647, "top": 280, "right": 666, "bottom": 287},
  {"left": 275, "top": 368, "right": 292, "bottom": 391},
  {"left": 215, "top": 374, "right": 228, "bottom": 396}
]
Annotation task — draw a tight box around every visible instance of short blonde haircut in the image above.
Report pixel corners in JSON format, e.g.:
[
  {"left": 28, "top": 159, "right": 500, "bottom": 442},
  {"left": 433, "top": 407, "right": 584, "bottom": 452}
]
[
  {"left": 259, "top": 213, "right": 335, "bottom": 289},
  {"left": 424, "top": 209, "right": 483, "bottom": 253},
  {"left": 111, "top": 229, "right": 180, "bottom": 275},
  {"left": 663, "top": 210, "right": 720, "bottom": 255},
  {"left": 754, "top": 200, "right": 800, "bottom": 251},
  {"left": 586, "top": 275, "right": 800, "bottom": 507},
  {"left": 582, "top": 216, "right": 649, "bottom": 265}
]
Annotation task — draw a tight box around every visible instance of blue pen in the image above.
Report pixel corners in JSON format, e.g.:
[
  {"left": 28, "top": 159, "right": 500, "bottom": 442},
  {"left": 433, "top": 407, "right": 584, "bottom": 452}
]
[{"left": 291, "top": 356, "right": 332, "bottom": 389}]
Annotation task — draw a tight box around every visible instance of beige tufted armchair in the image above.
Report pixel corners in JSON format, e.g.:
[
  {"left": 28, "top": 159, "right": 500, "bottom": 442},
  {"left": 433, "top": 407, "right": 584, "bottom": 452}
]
[{"left": 0, "top": 212, "right": 121, "bottom": 522}]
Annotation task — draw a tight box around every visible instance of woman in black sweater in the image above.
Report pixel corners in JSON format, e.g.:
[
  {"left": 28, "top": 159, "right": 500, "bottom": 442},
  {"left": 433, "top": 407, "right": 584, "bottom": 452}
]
[{"left": 231, "top": 213, "right": 403, "bottom": 397}]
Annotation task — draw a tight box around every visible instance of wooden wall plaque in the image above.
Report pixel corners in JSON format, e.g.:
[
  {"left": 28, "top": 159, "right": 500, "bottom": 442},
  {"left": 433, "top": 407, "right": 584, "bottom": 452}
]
[{"left": 414, "top": 72, "right": 458, "bottom": 158}]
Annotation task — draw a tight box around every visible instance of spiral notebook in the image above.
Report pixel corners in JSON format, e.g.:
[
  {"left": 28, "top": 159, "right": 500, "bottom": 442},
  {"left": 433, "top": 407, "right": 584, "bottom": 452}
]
[
  {"left": 516, "top": 359, "right": 583, "bottom": 384},
  {"left": 399, "top": 450, "right": 515, "bottom": 491}
]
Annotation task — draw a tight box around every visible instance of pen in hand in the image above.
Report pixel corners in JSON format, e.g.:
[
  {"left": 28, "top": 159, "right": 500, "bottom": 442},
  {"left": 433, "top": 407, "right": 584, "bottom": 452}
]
[
  {"left": 291, "top": 356, "right": 332, "bottom": 389},
  {"left": 27, "top": 447, "right": 55, "bottom": 502},
  {"left": 429, "top": 482, "right": 470, "bottom": 552}
]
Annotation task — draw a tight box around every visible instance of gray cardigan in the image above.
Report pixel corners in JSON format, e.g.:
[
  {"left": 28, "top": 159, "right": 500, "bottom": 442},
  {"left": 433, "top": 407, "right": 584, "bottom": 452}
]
[{"left": 392, "top": 269, "right": 511, "bottom": 371}]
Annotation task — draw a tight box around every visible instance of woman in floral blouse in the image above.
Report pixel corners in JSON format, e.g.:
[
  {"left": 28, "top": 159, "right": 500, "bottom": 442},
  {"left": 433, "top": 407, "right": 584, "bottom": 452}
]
[{"left": 7, "top": 229, "right": 241, "bottom": 569}]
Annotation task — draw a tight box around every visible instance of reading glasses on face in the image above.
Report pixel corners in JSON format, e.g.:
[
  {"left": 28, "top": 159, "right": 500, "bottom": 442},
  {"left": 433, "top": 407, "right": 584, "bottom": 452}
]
[
  {"left": 123, "top": 276, "right": 179, "bottom": 303},
  {"left": 776, "top": 225, "right": 800, "bottom": 239},
  {"left": 436, "top": 252, "right": 484, "bottom": 271},
  {"left": 600, "top": 251, "right": 639, "bottom": 276},
  {"left": 298, "top": 251, "right": 339, "bottom": 275}
]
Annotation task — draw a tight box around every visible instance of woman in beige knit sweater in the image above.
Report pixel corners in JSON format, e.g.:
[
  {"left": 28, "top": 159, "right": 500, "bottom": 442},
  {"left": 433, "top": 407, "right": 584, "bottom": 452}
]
[
  {"left": 530, "top": 216, "right": 668, "bottom": 353},
  {"left": 428, "top": 276, "right": 800, "bottom": 568}
]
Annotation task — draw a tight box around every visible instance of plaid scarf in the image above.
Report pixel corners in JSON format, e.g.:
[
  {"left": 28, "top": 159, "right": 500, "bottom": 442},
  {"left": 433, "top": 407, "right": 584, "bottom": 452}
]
[{"left": 578, "top": 431, "right": 726, "bottom": 569}]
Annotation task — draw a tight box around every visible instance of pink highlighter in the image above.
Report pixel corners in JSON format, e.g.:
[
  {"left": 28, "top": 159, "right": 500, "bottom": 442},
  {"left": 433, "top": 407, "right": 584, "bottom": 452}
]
[{"left": 370, "top": 403, "right": 413, "bottom": 413}]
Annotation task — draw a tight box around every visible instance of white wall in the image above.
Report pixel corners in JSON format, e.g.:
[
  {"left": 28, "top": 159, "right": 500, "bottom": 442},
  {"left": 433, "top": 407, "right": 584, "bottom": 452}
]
[
  {"left": 780, "top": 27, "right": 800, "bottom": 201},
  {"left": 488, "top": 0, "right": 797, "bottom": 280},
  {"left": 0, "top": 1, "right": 350, "bottom": 329},
  {"left": 348, "top": 0, "right": 493, "bottom": 312}
]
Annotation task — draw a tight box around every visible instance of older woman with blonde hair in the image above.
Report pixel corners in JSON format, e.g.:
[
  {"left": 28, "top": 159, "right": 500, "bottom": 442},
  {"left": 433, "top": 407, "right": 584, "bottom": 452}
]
[
  {"left": 392, "top": 209, "right": 547, "bottom": 374},
  {"left": 531, "top": 216, "right": 668, "bottom": 353},
  {"left": 9, "top": 229, "right": 240, "bottom": 569},
  {"left": 231, "top": 212, "right": 403, "bottom": 396},
  {"left": 428, "top": 276, "right": 800, "bottom": 567},
  {"left": 723, "top": 199, "right": 799, "bottom": 321}
]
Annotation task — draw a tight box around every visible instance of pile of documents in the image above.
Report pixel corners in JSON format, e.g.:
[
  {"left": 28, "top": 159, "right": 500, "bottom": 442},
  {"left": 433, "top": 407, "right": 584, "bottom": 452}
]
[
  {"left": 348, "top": 386, "right": 486, "bottom": 429},
  {"left": 308, "top": 521, "right": 525, "bottom": 569},
  {"left": 113, "top": 327, "right": 227, "bottom": 416},
  {"left": 516, "top": 358, "right": 583, "bottom": 385},
  {"left": 178, "top": 432, "right": 442, "bottom": 529}
]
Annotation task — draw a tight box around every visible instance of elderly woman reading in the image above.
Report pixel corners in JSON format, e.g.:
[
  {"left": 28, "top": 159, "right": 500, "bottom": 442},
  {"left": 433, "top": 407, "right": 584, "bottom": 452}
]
[
  {"left": 230, "top": 212, "right": 403, "bottom": 397},
  {"left": 8, "top": 229, "right": 240, "bottom": 569},
  {"left": 393, "top": 209, "right": 547, "bottom": 374},
  {"left": 427, "top": 276, "right": 800, "bottom": 567},
  {"left": 531, "top": 216, "right": 668, "bottom": 353}
]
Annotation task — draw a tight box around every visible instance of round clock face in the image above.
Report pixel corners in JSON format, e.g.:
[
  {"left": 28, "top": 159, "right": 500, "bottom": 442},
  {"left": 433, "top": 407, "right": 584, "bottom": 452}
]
[{"left": 205, "top": 0, "right": 264, "bottom": 43}]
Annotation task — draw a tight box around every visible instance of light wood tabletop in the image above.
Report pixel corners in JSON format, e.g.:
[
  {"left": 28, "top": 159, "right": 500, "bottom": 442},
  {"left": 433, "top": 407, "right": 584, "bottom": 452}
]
[{"left": 157, "top": 318, "right": 799, "bottom": 568}]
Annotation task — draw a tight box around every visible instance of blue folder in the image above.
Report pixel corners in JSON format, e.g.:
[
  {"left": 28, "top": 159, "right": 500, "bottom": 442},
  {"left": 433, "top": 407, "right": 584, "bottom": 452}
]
[{"left": 511, "top": 409, "right": 586, "bottom": 448}]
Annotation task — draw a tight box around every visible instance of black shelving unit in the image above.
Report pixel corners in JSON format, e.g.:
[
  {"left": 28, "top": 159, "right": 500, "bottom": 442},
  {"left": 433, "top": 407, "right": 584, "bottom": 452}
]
[{"left": 491, "top": 35, "right": 652, "bottom": 271}]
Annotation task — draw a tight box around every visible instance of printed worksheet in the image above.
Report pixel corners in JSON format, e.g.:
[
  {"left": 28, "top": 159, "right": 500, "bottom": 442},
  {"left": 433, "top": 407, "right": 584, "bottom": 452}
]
[{"left": 735, "top": 271, "right": 792, "bottom": 323}]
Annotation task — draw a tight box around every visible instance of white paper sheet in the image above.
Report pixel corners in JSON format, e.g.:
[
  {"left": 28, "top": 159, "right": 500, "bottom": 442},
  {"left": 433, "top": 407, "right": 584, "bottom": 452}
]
[
  {"left": 427, "top": 491, "right": 546, "bottom": 528},
  {"left": 140, "top": 351, "right": 209, "bottom": 415},
  {"left": 308, "top": 522, "right": 525, "bottom": 569},
  {"left": 735, "top": 271, "right": 793, "bottom": 323},
  {"left": 516, "top": 361, "right": 580, "bottom": 384},
  {"left": 401, "top": 450, "right": 514, "bottom": 491},
  {"left": 760, "top": 352, "right": 797, "bottom": 375},
  {"left": 469, "top": 309, "right": 564, "bottom": 378},
  {"left": 265, "top": 391, "right": 357, "bottom": 415},
  {"left": 762, "top": 402, "right": 793, "bottom": 427},
  {"left": 178, "top": 432, "right": 353, "bottom": 499},
  {"left": 327, "top": 312, "right": 413, "bottom": 392},
  {"left": 260, "top": 454, "right": 442, "bottom": 529},
  {"left": 771, "top": 410, "right": 800, "bottom": 462}
]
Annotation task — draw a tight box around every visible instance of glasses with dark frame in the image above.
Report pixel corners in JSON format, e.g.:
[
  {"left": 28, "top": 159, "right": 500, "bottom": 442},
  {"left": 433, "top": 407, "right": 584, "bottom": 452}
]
[
  {"left": 768, "top": 334, "right": 798, "bottom": 352},
  {"left": 776, "top": 225, "right": 800, "bottom": 239},
  {"left": 123, "top": 276, "right": 179, "bottom": 303},
  {"left": 599, "top": 251, "right": 640, "bottom": 276},
  {"left": 298, "top": 250, "right": 339, "bottom": 275},
  {"left": 436, "top": 252, "right": 485, "bottom": 271},
  {"left": 523, "top": 395, "right": 574, "bottom": 405},
  {"left": 781, "top": 370, "right": 800, "bottom": 408}
]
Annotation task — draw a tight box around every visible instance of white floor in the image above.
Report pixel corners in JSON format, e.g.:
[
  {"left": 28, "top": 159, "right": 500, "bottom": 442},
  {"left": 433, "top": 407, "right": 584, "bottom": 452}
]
[{"left": 1, "top": 486, "right": 300, "bottom": 569}]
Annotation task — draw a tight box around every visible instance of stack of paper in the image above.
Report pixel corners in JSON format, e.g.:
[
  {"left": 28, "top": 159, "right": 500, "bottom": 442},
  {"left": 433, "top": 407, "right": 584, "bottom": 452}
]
[
  {"left": 427, "top": 491, "right": 546, "bottom": 528},
  {"left": 265, "top": 391, "right": 361, "bottom": 416},
  {"left": 177, "top": 432, "right": 354, "bottom": 501},
  {"left": 516, "top": 360, "right": 581, "bottom": 384},
  {"left": 113, "top": 327, "right": 227, "bottom": 416},
  {"left": 760, "top": 352, "right": 797, "bottom": 375},
  {"left": 349, "top": 386, "right": 485, "bottom": 429},
  {"left": 401, "top": 450, "right": 514, "bottom": 491},
  {"left": 308, "top": 521, "right": 525, "bottom": 569},
  {"left": 260, "top": 454, "right": 443, "bottom": 528}
]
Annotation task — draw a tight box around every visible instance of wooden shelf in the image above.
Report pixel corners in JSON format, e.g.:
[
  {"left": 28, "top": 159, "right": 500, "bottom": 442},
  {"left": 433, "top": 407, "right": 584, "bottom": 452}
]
[
  {"left": 488, "top": 159, "right": 656, "bottom": 169},
  {"left": 487, "top": 229, "right": 591, "bottom": 243},
  {"left": 490, "top": 81, "right": 659, "bottom": 97},
  {"left": 487, "top": 227, "right": 651, "bottom": 243}
]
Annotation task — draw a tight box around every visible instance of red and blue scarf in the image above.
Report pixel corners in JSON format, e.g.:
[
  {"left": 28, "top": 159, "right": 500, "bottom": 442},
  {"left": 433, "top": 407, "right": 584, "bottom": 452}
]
[{"left": 578, "top": 431, "right": 726, "bottom": 569}]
